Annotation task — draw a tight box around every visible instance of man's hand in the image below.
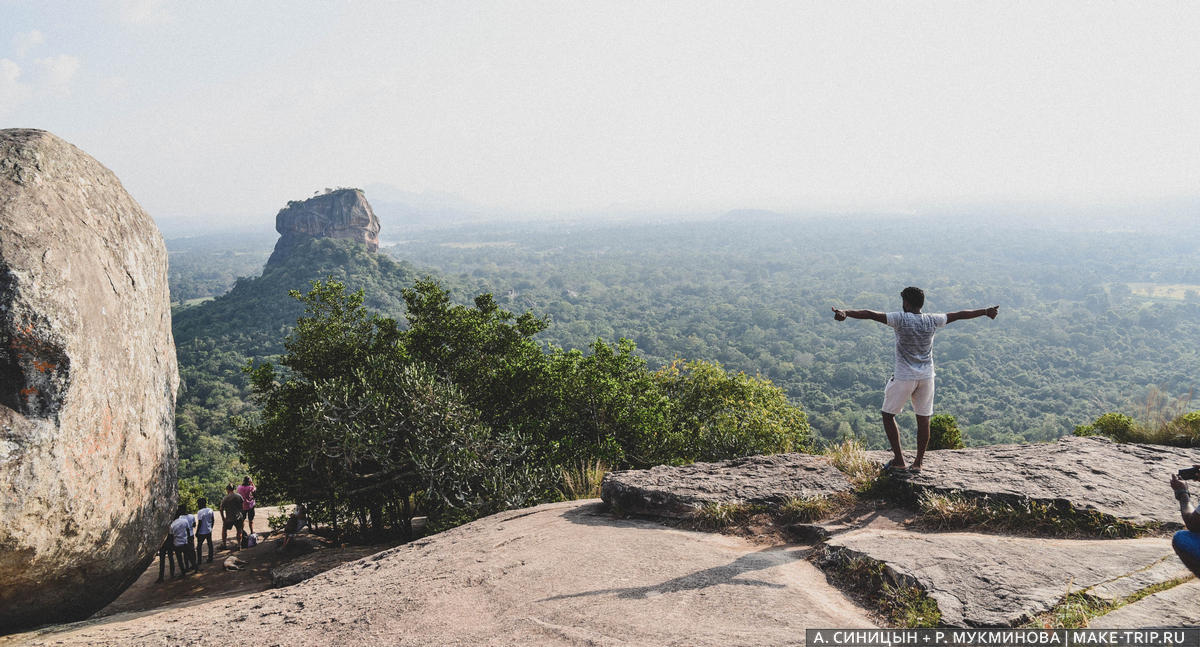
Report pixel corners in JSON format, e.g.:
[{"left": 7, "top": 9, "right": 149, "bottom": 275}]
[
  {"left": 986, "top": 305, "right": 1000, "bottom": 319},
  {"left": 832, "top": 307, "right": 847, "bottom": 322},
  {"left": 1173, "top": 473, "right": 1191, "bottom": 493}
]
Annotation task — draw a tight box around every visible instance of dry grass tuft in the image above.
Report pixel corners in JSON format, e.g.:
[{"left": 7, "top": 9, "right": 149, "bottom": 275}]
[
  {"left": 915, "top": 491, "right": 1155, "bottom": 538},
  {"left": 824, "top": 438, "right": 884, "bottom": 492},
  {"left": 560, "top": 460, "right": 609, "bottom": 500}
]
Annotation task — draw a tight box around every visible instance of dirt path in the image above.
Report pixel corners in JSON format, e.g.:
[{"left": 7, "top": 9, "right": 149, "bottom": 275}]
[
  {"left": 4, "top": 500, "right": 875, "bottom": 646},
  {"left": 93, "top": 505, "right": 289, "bottom": 617}
]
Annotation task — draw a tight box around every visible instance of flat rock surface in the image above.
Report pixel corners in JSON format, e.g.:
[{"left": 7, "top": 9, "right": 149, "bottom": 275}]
[
  {"left": 886, "top": 437, "right": 1200, "bottom": 527},
  {"left": 1088, "top": 558, "right": 1193, "bottom": 602},
  {"left": 3, "top": 500, "right": 874, "bottom": 646},
  {"left": 602, "top": 453, "right": 852, "bottom": 517},
  {"left": 1091, "top": 580, "right": 1200, "bottom": 628},
  {"left": 823, "top": 527, "right": 1178, "bottom": 627}
]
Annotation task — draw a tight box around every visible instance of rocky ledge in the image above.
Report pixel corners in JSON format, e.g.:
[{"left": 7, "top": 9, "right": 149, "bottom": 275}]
[
  {"left": 601, "top": 453, "right": 852, "bottom": 517},
  {"left": 885, "top": 436, "right": 1200, "bottom": 527},
  {"left": 604, "top": 436, "right": 1200, "bottom": 528},
  {"left": 601, "top": 436, "right": 1200, "bottom": 627}
]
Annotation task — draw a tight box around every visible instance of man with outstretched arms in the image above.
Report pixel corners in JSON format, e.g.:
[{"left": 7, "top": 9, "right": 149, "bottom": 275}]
[{"left": 832, "top": 286, "right": 999, "bottom": 472}]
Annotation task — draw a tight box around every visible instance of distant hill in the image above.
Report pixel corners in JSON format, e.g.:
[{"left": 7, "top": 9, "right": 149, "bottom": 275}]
[{"left": 172, "top": 237, "right": 421, "bottom": 497}]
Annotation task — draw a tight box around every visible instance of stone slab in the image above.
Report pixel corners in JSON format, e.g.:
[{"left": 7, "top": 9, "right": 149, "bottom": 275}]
[
  {"left": 601, "top": 452, "right": 852, "bottom": 517},
  {"left": 1089, "top": 558, "right": 1194, "bottom": 602},
  {"left": 884, "top": 437, "right": 1200, "bottom": 527},
  {"left": 822, "top": 527, "right": 1177, "bottom": 627},
  {"left": 1091, "top": 580, "right": 1200, "bottom": 628}
]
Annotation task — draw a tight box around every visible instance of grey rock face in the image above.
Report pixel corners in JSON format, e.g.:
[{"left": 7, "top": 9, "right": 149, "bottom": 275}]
[
  {"left": 266, "top": 189, "right": 380, "bottom": 265},
  {"left": 1090, "top": 580, "right": 1200, "bottom": 628},
  {"left": 892, "top": 437, "right": 1200, "bottom": 527},
  {"left": 601, "top": 453, "right": 852, "bottom": 517},
  {"left": 0, "top": 129, "right": 178, "bottom": 631},
  {"left": 822, "top": 528, "right": 1178, "bottom": 627}
]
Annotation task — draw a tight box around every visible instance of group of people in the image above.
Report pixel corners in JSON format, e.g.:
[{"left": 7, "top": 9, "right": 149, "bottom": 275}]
[{"left": 157, "top": 477, "right": 258, "bottom": 581}]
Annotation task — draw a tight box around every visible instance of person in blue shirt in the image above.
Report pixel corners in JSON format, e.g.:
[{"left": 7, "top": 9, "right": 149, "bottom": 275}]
[
  {"left": 195, "top": 498, "right": 215, "bottom": 567},
  {"left": 833, "top": 286, "right": 998, "bottom": 472}
]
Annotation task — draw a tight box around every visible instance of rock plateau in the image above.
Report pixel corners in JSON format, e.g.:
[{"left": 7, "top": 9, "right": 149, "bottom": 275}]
[
  {"left": 0, "top": 129, "right": 178, "bottom": 631},
  {"left": 266, "top": 189, "right": 380, "bottom": 266}
]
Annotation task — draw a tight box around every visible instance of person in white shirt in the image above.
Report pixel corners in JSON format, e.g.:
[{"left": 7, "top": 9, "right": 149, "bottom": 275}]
[
  {"left": 168, "top": 506, "right": 195, "bottom": 577},
  {"left": 833, "top": 286, "right": 998, "bottom": 472},
  {"left": 195, "top": 498, "right": 215, "bottom": 566}
]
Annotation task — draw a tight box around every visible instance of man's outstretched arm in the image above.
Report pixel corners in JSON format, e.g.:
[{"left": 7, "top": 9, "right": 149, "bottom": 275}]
[
  {"left": 832, "top": 307, "right": 886, "bottom": 324},
  {"left": 945, "top": 305, "right": 1000, "bottom": 324}
]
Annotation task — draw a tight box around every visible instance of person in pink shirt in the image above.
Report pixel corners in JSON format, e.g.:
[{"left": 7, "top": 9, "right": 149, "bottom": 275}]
[{"left": 237, "top": 476, "right": 258, "bottom": 535}]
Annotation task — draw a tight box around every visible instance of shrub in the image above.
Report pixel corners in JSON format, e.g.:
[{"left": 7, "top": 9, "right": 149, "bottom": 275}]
[
  {"left": 1072, "top": 424, "right": 1096, "bottom": 437},
  {"left": 929, "top": 414, "right": 964, "bottom": 450},
  {"left": 1168, "top": 411, "right": 1200, "bottom": 446},
  {"left": 1092, "top": 412, "right": 1136, "bottom": 442}
]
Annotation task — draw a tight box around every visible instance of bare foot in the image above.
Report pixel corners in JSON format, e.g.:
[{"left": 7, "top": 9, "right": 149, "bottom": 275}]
[{"left": 908, "top": 461, "right": 923, "bottom": 472}]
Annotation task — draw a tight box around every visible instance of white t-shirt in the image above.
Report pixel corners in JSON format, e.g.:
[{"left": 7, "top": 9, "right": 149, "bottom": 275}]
[
  {"left": 885, "top": 311, "right": 948, "bottom": 381},
  {"left": 196, "top": 508, "right": 215, "bottom": 535},
  {"left": 169, "top": 516, "right": 192, "bottom": 547}
]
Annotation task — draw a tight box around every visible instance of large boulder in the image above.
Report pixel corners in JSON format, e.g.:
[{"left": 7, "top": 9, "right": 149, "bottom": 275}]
[
  {"left": 266, "top": 188, "right": 380, "bottom": 265},
  {"left": 0, "top": 129, "right": 178, "bottom": 631}
]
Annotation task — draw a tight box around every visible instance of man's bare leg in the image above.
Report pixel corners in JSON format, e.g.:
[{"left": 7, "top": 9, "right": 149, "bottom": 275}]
[
  {"left": 882, "top": 412, "right": 905, "bottom": 468},
  {"left": 912, "top": 415, "right": 931, "bottom": 471}
]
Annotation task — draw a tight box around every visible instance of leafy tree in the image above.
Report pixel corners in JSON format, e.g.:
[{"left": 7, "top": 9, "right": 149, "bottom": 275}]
[
  {"left": 543, "top": 338, "right": 670, "bottom": 468},
  {"left": 237, "top": 280, "right": 543, "bottom": 537},
  {"left": 654, "top": 359, "right": 812, "bottom": 463},
  {"left": 400, "top": 279, "right": 553, "bottom": 455}
]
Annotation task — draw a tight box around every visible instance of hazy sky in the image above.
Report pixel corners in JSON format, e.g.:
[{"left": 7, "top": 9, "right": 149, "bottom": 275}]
[{"left": 2, "top": 1, "right": 1198, "bottom": 225}]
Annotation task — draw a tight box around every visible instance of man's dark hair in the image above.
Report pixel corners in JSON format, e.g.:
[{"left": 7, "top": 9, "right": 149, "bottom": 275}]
[
  {"left": 198, "top": 497, "right": 207, "bottom": 508},
  {"left": 901, "top": 286, "right": 925, "bottom": 309}
]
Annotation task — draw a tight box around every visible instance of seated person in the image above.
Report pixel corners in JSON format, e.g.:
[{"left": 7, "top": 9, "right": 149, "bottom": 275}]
[
  {"left": 1170, "top": 472, "right": 1200, "bottom": 576},
  {"left": 277, "top": 504, "right": 308, "bottom": 552}
]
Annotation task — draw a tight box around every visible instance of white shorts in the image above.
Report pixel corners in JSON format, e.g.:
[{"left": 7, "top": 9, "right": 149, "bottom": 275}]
[{"left": 881, "top": 377, "right": 935, "bottom": 417}]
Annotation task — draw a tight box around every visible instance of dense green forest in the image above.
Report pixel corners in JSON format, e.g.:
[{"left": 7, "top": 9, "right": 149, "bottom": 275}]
[
  {"left": 238, "top": 278, "right": 809, "bottom": 535},
  {"left": 169, "top": 215, "right": 1200, "bottom": 498},
  {"left": 165, "top": 231, "right": 276, "bottom": 305},
  {"left": 385, "top": 216, "right": 1200, "bottom": 448},
  {"left": 172, "top": 238, "right": 421, "bottom": 498}
]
